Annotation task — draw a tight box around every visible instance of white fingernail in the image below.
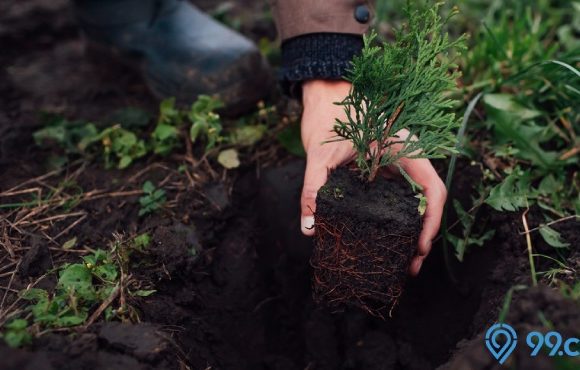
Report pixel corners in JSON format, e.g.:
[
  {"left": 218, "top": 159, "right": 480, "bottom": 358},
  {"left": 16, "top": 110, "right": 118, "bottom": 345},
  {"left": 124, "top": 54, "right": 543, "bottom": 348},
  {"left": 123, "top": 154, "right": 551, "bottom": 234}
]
[{"left": 301, "top": 216, "right": 315, "bottom": 236}]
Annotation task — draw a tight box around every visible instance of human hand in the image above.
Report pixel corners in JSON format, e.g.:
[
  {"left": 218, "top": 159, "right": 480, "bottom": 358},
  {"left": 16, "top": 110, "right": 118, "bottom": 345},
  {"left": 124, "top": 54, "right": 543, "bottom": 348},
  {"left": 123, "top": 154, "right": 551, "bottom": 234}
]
[{"left": 300, "top": 79, "right": 447, "bottom": 276}]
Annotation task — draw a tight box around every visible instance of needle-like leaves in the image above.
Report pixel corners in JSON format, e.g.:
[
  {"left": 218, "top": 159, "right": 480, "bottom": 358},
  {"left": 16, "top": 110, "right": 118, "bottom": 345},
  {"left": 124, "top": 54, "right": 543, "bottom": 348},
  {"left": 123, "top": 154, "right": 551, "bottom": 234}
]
[{"left": 333, "top": 2, "right": 467, "bottom": 182}]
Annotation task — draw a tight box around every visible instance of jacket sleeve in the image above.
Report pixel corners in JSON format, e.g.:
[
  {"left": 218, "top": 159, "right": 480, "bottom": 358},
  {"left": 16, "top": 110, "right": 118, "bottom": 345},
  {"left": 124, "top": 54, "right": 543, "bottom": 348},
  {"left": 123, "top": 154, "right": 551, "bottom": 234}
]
[
  {"left": 270, "top": 0, "right": 373, "bottom": 86},
  {"left": 270, "top": 0, "right": 373, "bottom": 41}
]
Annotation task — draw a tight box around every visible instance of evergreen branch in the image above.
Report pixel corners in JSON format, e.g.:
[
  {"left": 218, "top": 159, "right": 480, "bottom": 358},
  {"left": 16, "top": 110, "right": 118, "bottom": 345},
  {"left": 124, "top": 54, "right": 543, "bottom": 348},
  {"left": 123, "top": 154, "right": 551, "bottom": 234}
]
[{"left": 333, "top": 1, "right": 467, "bottom": 183}]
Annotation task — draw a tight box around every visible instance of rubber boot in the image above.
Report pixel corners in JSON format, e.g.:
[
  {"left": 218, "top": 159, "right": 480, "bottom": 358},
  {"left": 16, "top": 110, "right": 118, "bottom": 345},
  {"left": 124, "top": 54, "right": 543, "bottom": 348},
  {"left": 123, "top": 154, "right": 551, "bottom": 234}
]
[{"left": 73, "top": 0, "right": 273, "bottom": 114}]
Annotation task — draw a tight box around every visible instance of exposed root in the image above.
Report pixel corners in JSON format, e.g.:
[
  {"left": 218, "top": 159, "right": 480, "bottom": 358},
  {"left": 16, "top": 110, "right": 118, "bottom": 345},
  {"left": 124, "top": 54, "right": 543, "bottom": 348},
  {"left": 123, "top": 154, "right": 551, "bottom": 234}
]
[{"left": 311, "top": 214, "right": 416, "bottom": 319}]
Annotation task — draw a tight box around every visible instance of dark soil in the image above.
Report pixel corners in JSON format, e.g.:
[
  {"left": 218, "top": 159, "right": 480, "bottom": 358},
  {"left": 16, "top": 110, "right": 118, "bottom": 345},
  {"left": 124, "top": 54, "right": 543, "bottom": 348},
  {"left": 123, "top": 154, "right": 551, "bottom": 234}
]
[
  {"left": 442, "top": 286, "right": 580, "bottom": 370},
  {"left": 312, "top": 167, "right": 421, "bottom": 318},
  {"left": 0, "top": 1, "right": 578, "bottom": 370},
  {"left": 0, "top": 322, "right": 174, "bottom": 370}
]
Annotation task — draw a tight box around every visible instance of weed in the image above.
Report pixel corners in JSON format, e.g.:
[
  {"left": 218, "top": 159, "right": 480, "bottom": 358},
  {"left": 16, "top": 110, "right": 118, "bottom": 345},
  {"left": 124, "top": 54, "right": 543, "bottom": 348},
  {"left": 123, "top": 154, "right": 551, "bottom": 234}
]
[
  {"left": 188, "top": 95, "right": 225, "bottom": 150},
  {"left": 32, "top": 95, "right": 227, "bottom": 169},
  {"left": 0, "top": 236, "right": 156, "bottom": 347},
  {"left": 447, "top": 199, "right": 494, "bottom": 261},
  {"left": 132, "top": 233, "right": 151, "bottom": 251},
  {"left": 0, "top": 319, "right": 32, "bottom": 348},
  {"left": 99, "top": 125, "right": 148, "bottom": 169},
  {"left": 151, "top": 98, "right": 182, "bottom": 156},
  {"left": 138, "top": 181, "right": 166, "bottom": 216}
]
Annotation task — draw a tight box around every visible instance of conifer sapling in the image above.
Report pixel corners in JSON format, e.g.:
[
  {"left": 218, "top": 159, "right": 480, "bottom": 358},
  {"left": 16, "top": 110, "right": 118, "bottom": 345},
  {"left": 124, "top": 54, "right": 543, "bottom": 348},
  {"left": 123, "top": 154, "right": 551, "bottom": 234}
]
[
  {"left": 311, "top": 2, "right": 467, "bottom": 318},
  {"left": 331, "top": 3, "right": 466, "bottom": 187}
]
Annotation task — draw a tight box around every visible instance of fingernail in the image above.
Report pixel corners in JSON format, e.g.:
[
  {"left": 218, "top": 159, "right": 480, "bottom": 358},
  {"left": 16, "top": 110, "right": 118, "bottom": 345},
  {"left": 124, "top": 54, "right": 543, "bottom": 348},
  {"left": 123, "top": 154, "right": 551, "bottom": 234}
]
[{"left": 301, "top": 216, "right": 315, "bottom": 236}]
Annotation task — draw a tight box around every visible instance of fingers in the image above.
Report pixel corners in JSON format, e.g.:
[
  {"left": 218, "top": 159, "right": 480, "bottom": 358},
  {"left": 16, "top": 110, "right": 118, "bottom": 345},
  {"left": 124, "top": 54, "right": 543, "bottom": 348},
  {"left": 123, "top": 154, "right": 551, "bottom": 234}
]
[
  {"left": 400, "top": 157, "right": 447, "bottom": 276},
  {"left": 299, "top": 81, "right": 355, "bottom": 236},
  {"left": 300, "top": 158, "right": 329, "bottom": 236}
]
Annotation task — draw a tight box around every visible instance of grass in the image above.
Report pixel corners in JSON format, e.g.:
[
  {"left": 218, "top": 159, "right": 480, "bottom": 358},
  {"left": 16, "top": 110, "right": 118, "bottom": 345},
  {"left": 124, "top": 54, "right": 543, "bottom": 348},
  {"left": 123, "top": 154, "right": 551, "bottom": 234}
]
[{"left": 374, "top": 0, "right": 578, "bottom": 304}]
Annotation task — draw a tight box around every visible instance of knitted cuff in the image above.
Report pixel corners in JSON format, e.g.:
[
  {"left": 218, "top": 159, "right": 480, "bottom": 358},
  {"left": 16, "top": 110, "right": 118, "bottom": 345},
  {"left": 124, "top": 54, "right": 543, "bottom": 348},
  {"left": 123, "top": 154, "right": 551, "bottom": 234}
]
[{"left": 280, "top": 33, "right": 363, "bottom": 82}]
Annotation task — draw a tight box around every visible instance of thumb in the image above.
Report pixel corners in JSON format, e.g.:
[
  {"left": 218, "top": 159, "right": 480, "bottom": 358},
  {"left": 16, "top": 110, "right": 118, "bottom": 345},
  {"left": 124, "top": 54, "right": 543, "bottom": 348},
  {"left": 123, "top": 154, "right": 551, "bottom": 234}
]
[{"left": 301, "top": 158, "right": 328, "bottom": 236}]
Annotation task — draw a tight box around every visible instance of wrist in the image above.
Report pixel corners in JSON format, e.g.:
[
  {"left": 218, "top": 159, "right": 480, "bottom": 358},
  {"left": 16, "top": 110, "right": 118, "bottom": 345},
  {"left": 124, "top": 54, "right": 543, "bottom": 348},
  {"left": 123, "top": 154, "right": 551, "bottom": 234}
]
[{"left": 302, "top": 80, "right": 352, "bottom": 107}]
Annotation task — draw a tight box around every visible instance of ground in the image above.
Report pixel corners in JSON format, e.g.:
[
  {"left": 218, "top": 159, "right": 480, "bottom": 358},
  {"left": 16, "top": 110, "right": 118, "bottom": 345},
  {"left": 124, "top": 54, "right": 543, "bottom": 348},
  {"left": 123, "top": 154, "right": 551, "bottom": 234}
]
[{"left": 0, "top": 1, "right": 578, "bottom": 370}]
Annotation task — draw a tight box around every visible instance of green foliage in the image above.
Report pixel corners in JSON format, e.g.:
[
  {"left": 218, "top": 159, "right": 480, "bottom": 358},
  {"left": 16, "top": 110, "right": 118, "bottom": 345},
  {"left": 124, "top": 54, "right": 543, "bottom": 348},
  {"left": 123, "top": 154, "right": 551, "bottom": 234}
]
[
  {"left": 99, "top": 126, "right": 148, "bottom": 169},
  {"left": 9, "top": 249, "right": 117, "bottom": 334},
  {"left": 485, "top": 169, "right": 534, "bottom": 212},
  {"left": 151, "top": 96, "right": 226, "bottom": 154},
  {"left": 333, "top": 3, "right": 466, "bottom": 182},
  {"left": 466, "top": 1, "right": 579, "bottom": 226},
  {"left": 538, "top": 226, "right": 570, "bottom": 248},
  {"left": 33, "top": 95, "right": 228, "bottom": 169},
  {"left": 132, "top": 233, "right": 151, "bottom": 251},
  {"left": 151, "top": 97, "right": 182, "bottom": 155},
  {"left": 415, "top": 193, "right": 428, "bottom": 216},
  {"left": 33, "top": 116, "right": 100, "bottom": 155},
  {"left": 447, "top": 199, "right": 495, "bottom": 261},
  {"left": 229, "top": 125, "right": 267, "bottom": 147},
  {"left": 0, "top": 319, "right": 32, "bottom": 348},
  {"left": 188, "top": 95, "right": 224, "bottom": 150},
  {"left": 1, "top": 242, "right": 157, "bottom": 347},
  {"left": 132, "top": 289, "right": 156, "bottom": 297},
  {"left": 138, "top": 181, "right": 166, "bottom": 216}
]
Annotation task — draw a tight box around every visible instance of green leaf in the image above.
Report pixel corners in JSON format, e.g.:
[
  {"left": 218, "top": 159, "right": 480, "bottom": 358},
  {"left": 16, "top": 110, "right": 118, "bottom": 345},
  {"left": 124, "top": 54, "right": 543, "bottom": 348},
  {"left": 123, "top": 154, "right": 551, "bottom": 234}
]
[
  {"left": 94, "top": 264, "right": 118, "bottom": 282},
  {"left": 62, "top": 237, "right": 77, "bottom": 250},
  {"left": 152, "top": 189, "right": 166, "bottom": 201},
  {"left": 539, "top": 226, "right": 570, "bottom": 248},
  {"left": 538, "top": 175, "right": 561, "bottom": 195},
  {"left": 485, "top": 171, "right": 534, "bottom": 211},
  {"left": 104, "top": 306, "right": 115, "bottom": 321},
  {"left": 19, "top": 288, "right": 48, "bottom": 302},
  {"left": 448, "top": 230, "right": 495, "bottom": 262},
  {"left": 2, "top": 319, "right": 32, "bottom": 348},
  {"left": 133, "top": 233, "right": 151, "bottom": 250},
  {"left": 229, "top": 125, "right": 266, "bottom": 146},
  {"left": 30, "top": 299, "right": 51, "bottom": 320},
  {"left": 133, "top": 289, "right": 156, "bottom": 297},
  {"left": 82, "top": 249, "right": 108, "bottom": 267},
  {"left": 142, "top": 181, "right": 155, "bottom": 194},
  {"left": 415, "top": 193, "right": 427, "bottom": 216},
  {"left": 187, "top": 95, "right": 224, "bottom": 151},
  {"left": 484, "top": 94, "right": 559, "bottom": 170},
  {"left": 118, "top": 155, "right": 133, "bottom": 169},
  {"left": 33, "top": 123, "right": 67, "bottom": 146},
  {"left": 217, "top": 149, "right": 241, "bottom": 169},
  {"left": 58, "top": 264, "right": 95, "bottom": 301},
  {"left": 55, "top": 313, "right": 87, "bottom": 327},
  {"left": 189, "top": 121, "right": 204, "bottom": 143},
  {"left": 153, "top": 124, "right": 179, "bottom": 141},
  {"left": 453, "top": 199, "right": 472, "bottom": 229},
  {"left": 158, "top": 97, "right": 181, "bottom": 125},
  {"left": 5, "top": 319, "right": 28, "bottom": 330},
  {"left": 484, "top": 94, "right": 542, "bottom": 121}
]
